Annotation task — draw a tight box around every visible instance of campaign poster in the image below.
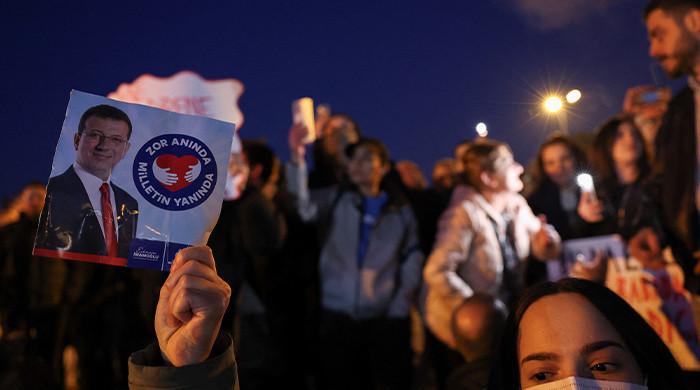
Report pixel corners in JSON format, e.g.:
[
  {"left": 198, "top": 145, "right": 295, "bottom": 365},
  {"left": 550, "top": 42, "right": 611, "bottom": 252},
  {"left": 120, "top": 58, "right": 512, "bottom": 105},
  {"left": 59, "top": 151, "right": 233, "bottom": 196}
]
[
  {"left": 33, "top": 90, "right": 235, "bottom": 271},
  {"left": 606, "top": 256, "right": 700, "bottom": 370},
  {"left": 107, "top": 70, "right": 244, "bottom": 128}
]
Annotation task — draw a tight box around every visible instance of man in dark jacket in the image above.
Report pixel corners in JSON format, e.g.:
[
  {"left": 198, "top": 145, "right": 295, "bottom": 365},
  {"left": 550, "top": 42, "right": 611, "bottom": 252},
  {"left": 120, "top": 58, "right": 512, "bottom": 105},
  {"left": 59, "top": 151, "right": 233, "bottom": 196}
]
[
  {"left": 207, "top": 140, "right": 291, "bottom": 389},
  {"left": 644, "top": 0, "right": 700, "bottom": 291}
]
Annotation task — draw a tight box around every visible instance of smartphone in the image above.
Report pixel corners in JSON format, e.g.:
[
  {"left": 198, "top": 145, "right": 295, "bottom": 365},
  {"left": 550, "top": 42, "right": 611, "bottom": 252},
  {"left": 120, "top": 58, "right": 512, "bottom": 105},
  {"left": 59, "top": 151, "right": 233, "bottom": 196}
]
[
  {"left": 547, "top": 234, "right": 626, "bottom": 281},
  {"left": 640, "top": 91, "right": 663, "bottom": 104},
  {"left": 292, "top": 97, "right": 316, "bottom": 144}
]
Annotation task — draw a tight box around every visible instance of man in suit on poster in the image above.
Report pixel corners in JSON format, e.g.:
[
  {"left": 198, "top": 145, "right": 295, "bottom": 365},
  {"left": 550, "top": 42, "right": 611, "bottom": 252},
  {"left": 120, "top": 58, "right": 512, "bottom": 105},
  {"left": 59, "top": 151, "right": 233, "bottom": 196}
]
[{"left": 34, "top": 104, "right": 138, "bottom": 265}]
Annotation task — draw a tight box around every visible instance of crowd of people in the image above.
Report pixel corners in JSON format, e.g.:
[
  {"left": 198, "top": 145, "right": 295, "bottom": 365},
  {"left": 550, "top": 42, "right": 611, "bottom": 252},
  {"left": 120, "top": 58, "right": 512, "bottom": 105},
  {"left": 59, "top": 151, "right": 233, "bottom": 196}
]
[{"left": 3, "top": 0, "right": 700, "bottom": 389}]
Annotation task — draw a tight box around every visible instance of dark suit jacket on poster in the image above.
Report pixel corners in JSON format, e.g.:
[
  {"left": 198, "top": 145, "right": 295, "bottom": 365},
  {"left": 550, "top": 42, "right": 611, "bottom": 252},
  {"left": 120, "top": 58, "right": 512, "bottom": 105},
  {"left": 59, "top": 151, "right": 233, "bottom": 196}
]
[{"left": 35, "top": 165, "right": 139, "bottom": 260}]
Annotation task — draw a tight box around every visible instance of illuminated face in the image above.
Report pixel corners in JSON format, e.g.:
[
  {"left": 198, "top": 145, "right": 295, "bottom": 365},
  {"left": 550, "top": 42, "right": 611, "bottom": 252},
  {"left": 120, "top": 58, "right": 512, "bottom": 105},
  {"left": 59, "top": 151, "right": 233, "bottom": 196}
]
[
  {"left": 647, "top": 9, "right": 699, "bottom": 79},
  {"left": 541, "top": 143, "right": 576, "bottom": 189},
  {"left": 347, "top": 145, "right": 387, "bottom": 190},
  {"left": 518, "top": 293, "right": 644, "bottom": 388},
  {"left": 611, "top": 122, "right": 642, "bottom": 166},
  {"left": 486, "top": 146, "right": 524, "bottom": 194},
  {"left": 224, "top": 152, "right": 249, "bottom": 199},
  {"left": 74, "top": 116, "right": 130, "bottom": 181}
]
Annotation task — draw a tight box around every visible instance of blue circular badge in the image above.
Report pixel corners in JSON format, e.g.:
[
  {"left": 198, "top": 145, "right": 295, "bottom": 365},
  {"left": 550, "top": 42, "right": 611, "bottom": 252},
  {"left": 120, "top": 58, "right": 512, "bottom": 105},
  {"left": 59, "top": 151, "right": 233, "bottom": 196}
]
[{"left": 133, "top": 134, "right": 217, "bottom": 211}]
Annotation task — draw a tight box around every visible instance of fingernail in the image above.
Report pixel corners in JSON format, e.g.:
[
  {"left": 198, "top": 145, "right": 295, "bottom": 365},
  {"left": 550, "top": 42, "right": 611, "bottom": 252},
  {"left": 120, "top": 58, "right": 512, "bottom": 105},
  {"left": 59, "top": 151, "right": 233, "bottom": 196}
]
[{"left": 171, "top": 254, "right": 182, "bottom": 271}]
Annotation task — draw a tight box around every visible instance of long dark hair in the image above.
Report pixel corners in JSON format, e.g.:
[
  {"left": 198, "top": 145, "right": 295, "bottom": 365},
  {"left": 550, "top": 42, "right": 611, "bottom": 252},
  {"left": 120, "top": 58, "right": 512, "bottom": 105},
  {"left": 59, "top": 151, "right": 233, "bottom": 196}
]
[
  {"left": 590, "top": 115, "right": 650, "bottom": 196},
  {"left": 525, "top": 134, "right": 587, "bottom": 197},
  {"left": 488, "top": 278, "right": 686, "bottom": 390}
]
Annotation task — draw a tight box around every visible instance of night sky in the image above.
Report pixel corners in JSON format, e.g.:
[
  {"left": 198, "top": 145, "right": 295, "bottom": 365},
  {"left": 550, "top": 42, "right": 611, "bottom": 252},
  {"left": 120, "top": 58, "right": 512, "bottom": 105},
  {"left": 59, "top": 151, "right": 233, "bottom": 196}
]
[{"left": 0, "top": 0, "right": 685, "bottom": 202}]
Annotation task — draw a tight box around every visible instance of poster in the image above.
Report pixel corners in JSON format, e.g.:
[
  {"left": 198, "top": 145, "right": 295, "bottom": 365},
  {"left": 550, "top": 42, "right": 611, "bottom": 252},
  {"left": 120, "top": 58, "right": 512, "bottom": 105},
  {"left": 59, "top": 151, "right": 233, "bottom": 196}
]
[
  {"left": 550, "top": 235, "right": 700, "bottom": 370},
  {"left": 33, "top": 90, "right": 235, "bottom": 271},
  {"left": 606, "top": 256, "right": 700, "bottom": 370},
  {"left": 108, "top": 70, "right": 244, "bottom": 128}
]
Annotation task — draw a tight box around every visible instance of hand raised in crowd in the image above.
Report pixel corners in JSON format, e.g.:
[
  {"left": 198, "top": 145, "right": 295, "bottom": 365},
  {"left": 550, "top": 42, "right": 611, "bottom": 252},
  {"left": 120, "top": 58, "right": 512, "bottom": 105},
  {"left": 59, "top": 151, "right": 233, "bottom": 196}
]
[
  {"left": 627, "top": 227, "right": 666, "bottom": 270},
  {"left": 569, "top": 249, "right": 608, "bottom": 283},
  {"left": 577, "top": 191, "right": 604, "bottom": 223},
  {"left": 622, "top": 85, "right": 670, "bottom": 143},
  {"left": 156, "top": 246, "right": 231, "bottom": 367},
  {"left": 622, "top": 85, "right": 670, "bottom": 116},
  {"left": 532, "top": 215, "right": 561, "bottom": 260},
  {"left": 288, "top": 122, "right": 310, "bottom": 164}
]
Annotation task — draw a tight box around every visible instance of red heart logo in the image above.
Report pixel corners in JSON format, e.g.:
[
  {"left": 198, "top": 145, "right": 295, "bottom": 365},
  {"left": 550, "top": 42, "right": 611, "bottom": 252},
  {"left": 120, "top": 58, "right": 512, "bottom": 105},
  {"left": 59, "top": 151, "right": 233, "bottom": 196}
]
[{"left": 153, "top": 154, "right": 201, "bottom": 192}]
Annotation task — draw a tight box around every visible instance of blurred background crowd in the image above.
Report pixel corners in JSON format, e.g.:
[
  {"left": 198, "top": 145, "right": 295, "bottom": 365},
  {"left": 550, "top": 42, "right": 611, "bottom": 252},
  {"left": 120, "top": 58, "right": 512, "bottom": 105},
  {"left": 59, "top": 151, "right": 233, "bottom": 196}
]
[{"left": 4, "top": 0, "right": 700, "bottom": 389}]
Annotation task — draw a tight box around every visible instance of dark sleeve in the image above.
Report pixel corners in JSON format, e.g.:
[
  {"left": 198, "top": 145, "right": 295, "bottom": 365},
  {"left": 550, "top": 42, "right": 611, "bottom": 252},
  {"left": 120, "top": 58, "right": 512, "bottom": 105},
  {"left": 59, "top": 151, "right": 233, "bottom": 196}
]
[
  {"left": 616, "top": 180, "right": 665, "bottom": 241},
  {"left": 238, "top": 193, "right": 286, "bottom": 304},
  {"left": 128, "top": 333, "right": 238, "bottom": 390},
  {"left": 239, "top": 193, "right": 285, "bottom": 258}
]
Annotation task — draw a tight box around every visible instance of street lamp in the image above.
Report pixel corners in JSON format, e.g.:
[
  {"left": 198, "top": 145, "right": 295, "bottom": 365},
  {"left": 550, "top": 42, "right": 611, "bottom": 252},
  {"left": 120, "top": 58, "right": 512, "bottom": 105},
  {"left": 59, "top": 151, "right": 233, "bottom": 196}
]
[
  {"left": 542, "top": 89, "right": 581, "bottom": 134},
  {"left": 475, "top": 122, "right": 488, "bottom": 138},
  {"left": 543, "top": 96, "right": 563, "bottom": 113},
  {"left": 566, "top": 89, "right": 582, "bottom": 104}
]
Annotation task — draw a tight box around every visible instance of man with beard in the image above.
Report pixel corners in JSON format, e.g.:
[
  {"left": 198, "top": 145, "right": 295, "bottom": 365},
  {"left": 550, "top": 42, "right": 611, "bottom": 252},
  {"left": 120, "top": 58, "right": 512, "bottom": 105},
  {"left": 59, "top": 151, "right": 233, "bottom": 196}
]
[{"left": 643, "top": 0, "right": 700, "bottom": 291}]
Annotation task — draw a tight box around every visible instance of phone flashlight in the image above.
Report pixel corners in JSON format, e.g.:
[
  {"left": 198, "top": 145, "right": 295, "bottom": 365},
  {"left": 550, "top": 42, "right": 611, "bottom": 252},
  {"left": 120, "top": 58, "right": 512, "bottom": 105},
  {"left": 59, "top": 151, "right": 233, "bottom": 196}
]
[{"left": 576, "top": 173, "right": 595, "bottom": 194}]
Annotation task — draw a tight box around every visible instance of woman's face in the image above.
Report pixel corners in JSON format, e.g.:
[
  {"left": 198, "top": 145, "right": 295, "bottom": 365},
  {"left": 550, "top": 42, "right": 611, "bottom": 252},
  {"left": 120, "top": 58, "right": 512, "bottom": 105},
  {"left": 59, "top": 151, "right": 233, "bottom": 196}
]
[
  {"left": 487, "top": 146, "right": 524, "bottom": 194},
  {"left": 517, "top": 293, "right": 644, "bottom": 388},
  {"left": 611, "top": 122, "right": 642, "bottom": 165},
  {"left": 541, "top": 143, "right": 576, "bottom": 188}
]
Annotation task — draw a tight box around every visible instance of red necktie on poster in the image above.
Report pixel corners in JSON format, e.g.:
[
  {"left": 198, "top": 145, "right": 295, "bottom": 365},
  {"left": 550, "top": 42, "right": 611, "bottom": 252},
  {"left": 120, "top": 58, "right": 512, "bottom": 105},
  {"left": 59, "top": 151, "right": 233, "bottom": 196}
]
[{"left": 100, "top": 183, "right": 119, "bottom": 258}]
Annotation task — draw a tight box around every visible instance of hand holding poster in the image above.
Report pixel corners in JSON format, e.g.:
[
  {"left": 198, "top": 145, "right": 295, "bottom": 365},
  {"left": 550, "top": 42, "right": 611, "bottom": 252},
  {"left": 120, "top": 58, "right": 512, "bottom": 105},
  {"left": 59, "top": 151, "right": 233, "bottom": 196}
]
[
  {"left": 605, "top": 255, "right": 700, "bottom": 370},
  {"left": 551, "top": 235, "right": 700, "bottom": 370},
  {"left": 33, "top": 90, "right": 235, "bottom": 271}
]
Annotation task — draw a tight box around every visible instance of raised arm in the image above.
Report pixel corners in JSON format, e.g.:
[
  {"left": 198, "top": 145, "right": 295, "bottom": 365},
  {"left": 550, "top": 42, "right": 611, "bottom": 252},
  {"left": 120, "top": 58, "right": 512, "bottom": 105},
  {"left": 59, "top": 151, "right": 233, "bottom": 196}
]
[{"left": 128, "top": 246, "right": 237, "bottom": 389}]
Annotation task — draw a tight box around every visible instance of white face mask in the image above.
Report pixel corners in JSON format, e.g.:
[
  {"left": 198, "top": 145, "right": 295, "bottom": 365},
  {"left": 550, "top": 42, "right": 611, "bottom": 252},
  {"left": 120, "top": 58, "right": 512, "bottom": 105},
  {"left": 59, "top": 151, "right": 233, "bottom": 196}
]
[
  {"left": 223, "top": 172, "right": 246, "bottom": 201},
  {"left": 525, "top": 376, "right": 648, "bottom": 390}
]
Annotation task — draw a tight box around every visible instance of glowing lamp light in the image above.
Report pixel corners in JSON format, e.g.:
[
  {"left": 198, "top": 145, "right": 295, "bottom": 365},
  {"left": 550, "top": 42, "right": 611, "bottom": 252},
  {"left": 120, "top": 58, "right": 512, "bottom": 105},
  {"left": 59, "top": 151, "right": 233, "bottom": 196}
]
[
  {"left": 576, "top": 173, "right": 595, "bottom": 193},
  {"left": 543, "top": 96, "right": 563, "bottom": 113},
  {"left": 475, "top": 122, "right": 488, "bottom": 137},
  {"left": 566, "top": 89, "right": 582, "bottom": 104}
]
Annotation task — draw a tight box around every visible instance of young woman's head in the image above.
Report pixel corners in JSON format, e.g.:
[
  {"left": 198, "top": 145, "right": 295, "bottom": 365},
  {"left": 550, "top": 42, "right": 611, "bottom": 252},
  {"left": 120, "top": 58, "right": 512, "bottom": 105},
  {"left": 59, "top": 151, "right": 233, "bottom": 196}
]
[
  {"left": 532, "top": 135, "right": 586, "bottom": 190},
  {"left": 462, "top": 140, "right": 523, "bottom": 195},
  {"left": 489, "top": 278, "right": 685, "bottom": 389},
  {"left": 591, "top": 116, "right": 650, "bottom": 186}
]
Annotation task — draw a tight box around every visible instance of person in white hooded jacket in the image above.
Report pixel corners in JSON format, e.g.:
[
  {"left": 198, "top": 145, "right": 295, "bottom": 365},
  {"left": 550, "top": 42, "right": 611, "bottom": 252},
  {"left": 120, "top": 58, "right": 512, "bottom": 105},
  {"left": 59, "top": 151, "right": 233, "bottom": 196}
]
[{"left": 424, "top": 140, "right": 560, "bottom": 349}]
